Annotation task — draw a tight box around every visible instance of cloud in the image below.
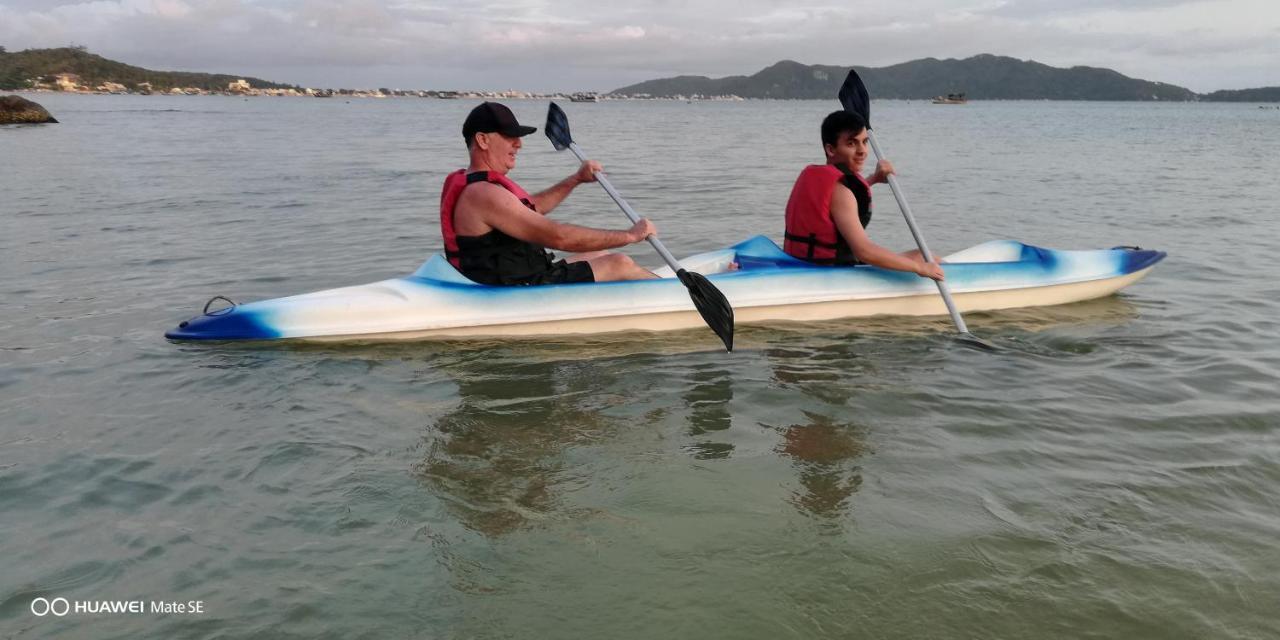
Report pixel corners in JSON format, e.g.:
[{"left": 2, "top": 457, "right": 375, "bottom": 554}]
[
  {"left": 981, "top": 0, "right": 1202, "bottom": 19},
  {"left": 1, "top": 0, "right": 1277, "bottom": 91}
]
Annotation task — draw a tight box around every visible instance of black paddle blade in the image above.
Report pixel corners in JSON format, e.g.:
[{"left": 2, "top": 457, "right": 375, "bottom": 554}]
[
  {"left": 958, "top": 332, "right": 998, "bottom": 351},
  {"left": 544, "top": 102, "right": 572, "bottom": 151},
  {"left": 838, "top": 69, "right": 872, "bottom": 126},
  {"left": 676, "top": 269, "right": 735, "bottom": 352}
]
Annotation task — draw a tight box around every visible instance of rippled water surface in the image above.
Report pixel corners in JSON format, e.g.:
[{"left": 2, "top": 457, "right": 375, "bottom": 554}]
[{"left": 3, "top": 94, "right": 1279, "bottom": 638}]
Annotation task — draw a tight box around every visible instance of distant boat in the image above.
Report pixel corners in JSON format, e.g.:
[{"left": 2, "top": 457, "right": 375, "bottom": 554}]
[
  {"left": 570, "top": 93, "right": 599, "bottom": 103},
  {"left": 932, "top": 93, "right": 967, "bottom": 105}
]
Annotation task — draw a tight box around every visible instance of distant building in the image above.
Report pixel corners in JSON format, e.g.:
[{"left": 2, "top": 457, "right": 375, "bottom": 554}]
[{"left": 228, "top": 79, "right": 251, "bottom": 93}]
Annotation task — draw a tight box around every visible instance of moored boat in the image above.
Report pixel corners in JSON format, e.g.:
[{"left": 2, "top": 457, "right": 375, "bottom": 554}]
[{"left": 165, "top": 236, "right": 1164, "bottom": 342}]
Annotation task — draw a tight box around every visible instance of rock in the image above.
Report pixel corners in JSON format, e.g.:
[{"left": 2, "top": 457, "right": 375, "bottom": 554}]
[{"left": 0, "top": 95, "right": 58, "bottom": 124}]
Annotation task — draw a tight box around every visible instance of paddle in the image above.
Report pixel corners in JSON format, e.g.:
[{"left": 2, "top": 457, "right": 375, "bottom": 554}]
[
  {"left": 838, "top": 70, "right": 994, "bottom": 350},
  {"left": 544, "top": 102, "right": 735, "bottom": 352}
]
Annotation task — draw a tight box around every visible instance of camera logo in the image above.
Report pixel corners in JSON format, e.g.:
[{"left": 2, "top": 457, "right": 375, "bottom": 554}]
[{"left": 31, "top": 597, "right": 70, "bottom": 617}]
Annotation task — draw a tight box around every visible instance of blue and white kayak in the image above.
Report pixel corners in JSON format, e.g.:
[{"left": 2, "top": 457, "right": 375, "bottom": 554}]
[{"left": 165, "top": 235, "right": 1165, "bottom": 342}]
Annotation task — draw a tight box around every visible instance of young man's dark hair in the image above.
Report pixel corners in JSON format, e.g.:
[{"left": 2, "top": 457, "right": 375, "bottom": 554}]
[{"left": 820, "top": 111, "right": 867, "bottom": 148}]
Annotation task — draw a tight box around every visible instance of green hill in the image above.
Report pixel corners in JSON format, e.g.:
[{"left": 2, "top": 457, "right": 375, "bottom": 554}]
[
  {"left": 1200, "top": 87, "right": 1280, "bottom": 102},
  {"left": 0, "top": 46, "right": 292, "bottom": 91},
  {"left": 613, "top": 55, "right": 1199, "bottom": 101}
]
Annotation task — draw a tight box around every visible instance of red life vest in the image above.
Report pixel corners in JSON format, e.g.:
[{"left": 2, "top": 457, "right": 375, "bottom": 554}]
[
  {"left": 783, "top": 164, "right": 872, "bottom": 265},
  {"left": 439, "top": 169, "right": 553, "bottom": 284}
]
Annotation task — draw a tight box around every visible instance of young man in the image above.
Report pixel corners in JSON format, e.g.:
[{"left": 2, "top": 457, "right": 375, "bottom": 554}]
[
  {"left": 783, "top": 110, "right": 945, "bottom": 281},
  {"left": 441, "top": 101, "right": 658, "bottom": 286}
]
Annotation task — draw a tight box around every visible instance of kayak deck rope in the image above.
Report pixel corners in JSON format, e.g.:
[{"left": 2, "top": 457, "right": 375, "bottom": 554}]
[{"left": 202, "top": 296, "right": 238, "bottom": 315}]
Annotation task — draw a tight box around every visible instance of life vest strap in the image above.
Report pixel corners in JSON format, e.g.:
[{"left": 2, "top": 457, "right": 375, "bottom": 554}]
[
  {"left": 465, "top": 171, "right": 536, "bottom": 210},
  {"left": 784, "top": 232, "right": 841, "bottom": 250}
]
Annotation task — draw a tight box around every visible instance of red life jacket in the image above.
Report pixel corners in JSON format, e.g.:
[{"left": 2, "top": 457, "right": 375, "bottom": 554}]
[
  {"left": 439, "top": 169, "right": 553, "bottom": 284},
  {"left": 783, "top": 164, "right": 872, "bottom": 265}
]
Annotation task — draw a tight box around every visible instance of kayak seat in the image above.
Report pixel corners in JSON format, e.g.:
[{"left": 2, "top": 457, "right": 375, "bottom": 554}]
[
  {"left": 410, "top": 254, "right": 484, "bottom": 286},
  {"left": 731, "top": 235, "right": 812, "bottom": 270}
]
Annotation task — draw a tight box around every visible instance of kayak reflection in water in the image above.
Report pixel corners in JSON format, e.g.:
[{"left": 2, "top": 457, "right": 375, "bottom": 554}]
[
  {"left": 441, "top": 101, "right": 659, "bottom": 286},
  {"left": 783, "top": 110, "right": 945, "bottom": 281}
]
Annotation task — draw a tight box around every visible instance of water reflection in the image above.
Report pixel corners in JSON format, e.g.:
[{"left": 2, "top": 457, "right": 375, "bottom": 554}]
[
  {"left": 683, "top": 363, "right": 734, "bottom": 460},
  {"left": 413, "top": 354, "right": 625, "bottom": 537},
  {"left": 413, "top": 340, "right": 876, "bottom": 539},
  {"left": 772, "top": 412, "right": 867, "bottom": 523},
  {"left": 763, "top": 346, "right": 871, "bottom": 526}
]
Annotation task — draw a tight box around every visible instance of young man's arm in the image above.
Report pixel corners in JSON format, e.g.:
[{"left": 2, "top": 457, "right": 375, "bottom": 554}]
[
  {"left": 460, "top": 182, "right": 652, "bottom": 253},
  {"left": 528, "top": 160, "right": 602, "bottom": 214},
  {"left": 830, "top": 187, "right": 943, "bottom": 280}
]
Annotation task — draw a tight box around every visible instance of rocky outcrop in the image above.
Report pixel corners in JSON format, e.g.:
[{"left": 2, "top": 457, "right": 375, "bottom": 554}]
[{"left": 0, "top": 95, "right": 58, "bottom": 124}]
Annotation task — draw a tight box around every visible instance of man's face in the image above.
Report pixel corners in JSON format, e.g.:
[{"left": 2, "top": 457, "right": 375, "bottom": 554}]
[
  {"left": 825, "top": 128, "right": 869, "bottom": 171},
  {"left": 475, "top": 131, "right": 522, "bottom": 172}
]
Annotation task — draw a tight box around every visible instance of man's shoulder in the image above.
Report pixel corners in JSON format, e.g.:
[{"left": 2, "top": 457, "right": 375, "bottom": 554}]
[{"left": 455, "top": 180, "right": 526, "bottom": 225}]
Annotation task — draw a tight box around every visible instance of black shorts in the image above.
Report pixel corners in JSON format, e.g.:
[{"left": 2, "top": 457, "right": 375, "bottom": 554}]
[{"left": 519, "top": 259, "right": 595, "bottom": 286}]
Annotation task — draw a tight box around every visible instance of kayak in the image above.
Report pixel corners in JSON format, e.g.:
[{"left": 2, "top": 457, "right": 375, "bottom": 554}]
[{"left": 164, "top": 235, "right": 1165, "bottom": 342}]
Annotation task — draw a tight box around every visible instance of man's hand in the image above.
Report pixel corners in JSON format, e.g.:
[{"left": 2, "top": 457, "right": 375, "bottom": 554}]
[
  {"left": 914, "top": 260, "right": 945, "bottom": 281},
  {"left": 575, "top": 160, "right": 603, "bottom": 184},
  {"left": 627, "top": 218, "right": 656, "bottom": 243},
  {"left": 870, "top": 159, "right": 895, "bottom": 184}
]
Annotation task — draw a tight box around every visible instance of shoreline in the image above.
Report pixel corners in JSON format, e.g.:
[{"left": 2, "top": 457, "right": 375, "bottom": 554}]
[{"left": 12, "top": 90, "right": 1280, "bottom": 104}]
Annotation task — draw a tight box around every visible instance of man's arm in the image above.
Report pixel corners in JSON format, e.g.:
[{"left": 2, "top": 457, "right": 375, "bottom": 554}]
[
  {"left": 831, "top": 187, "right": 943, "bottom": 280},
  {"left": 528, "top": 160, "right": 602, "bottom": 214},
  {"left": 460, "top": 182, "right": 652, "bottom": 253}
]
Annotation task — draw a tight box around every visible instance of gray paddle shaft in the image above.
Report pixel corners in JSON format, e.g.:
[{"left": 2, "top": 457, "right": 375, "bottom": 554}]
[
  {"left": 566, "top": 142, "right": 684, "bottom": 271},
  {"left": 866, "top": 130, "right": 970, "bottom": 334}
]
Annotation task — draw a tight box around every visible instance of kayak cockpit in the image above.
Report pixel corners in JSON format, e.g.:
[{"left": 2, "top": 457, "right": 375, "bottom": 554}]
[
  {"left": 407, "top": 235, "right": 1165, "bottom": 287},
  {"left": 653, "top": 235, "right": 812, "bottom": 277}
]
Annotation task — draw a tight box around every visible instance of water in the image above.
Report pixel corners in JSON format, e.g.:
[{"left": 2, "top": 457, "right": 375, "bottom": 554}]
[{"left": 3, "top": 94, "right": 1279, "bottom": 639}]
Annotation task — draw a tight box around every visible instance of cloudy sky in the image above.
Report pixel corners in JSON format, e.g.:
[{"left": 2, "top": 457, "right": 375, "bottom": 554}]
[{"left": 1, "top": 0, "right": 1277, "bottom": 92}]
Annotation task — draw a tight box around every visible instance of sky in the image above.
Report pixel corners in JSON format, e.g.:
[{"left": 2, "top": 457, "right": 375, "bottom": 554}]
[{"left": 1, "top": 0, "right": 1277, "bottom": 93}]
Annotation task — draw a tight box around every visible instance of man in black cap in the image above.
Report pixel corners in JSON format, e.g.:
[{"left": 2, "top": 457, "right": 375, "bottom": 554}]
[{"left": 439, "top": 101, "right": 657, "bottom": 286}]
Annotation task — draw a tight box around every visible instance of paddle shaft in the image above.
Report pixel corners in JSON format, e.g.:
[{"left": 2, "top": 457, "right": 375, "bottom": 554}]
[
  {"left": 565, "top": 141, "right": 684, "bottom": 271},
  {"left": 865, "top": 130, "right": 970, "bottom": 334}
]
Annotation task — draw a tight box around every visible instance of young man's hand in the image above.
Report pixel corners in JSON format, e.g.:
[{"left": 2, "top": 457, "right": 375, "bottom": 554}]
[
  {"left": 915, "top": 260, "right": 944, "bottom": 281},
  {"left": 870, "top": 159, "right": 895, "bottom": 184}
]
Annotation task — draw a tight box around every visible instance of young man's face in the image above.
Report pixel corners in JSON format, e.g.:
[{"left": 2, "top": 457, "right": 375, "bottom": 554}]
[{"left": 825, "top": 128, "right": 869, "bottom": 172}]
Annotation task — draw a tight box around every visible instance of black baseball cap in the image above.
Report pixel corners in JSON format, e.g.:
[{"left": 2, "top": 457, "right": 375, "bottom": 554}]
[{"left": 462, "top": 102, "right": 537, "bottom": 143}]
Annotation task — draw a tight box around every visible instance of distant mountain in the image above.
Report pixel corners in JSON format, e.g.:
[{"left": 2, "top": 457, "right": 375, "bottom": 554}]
[
  {"left": 613, "top": 55, "right": 1201, "bottom": 101},
  {"left": 1200, "top": 87, "right": 1280, "bottom": 102},
  {"left": 0, "top": 47, "right": 292, "bottom": 92}
]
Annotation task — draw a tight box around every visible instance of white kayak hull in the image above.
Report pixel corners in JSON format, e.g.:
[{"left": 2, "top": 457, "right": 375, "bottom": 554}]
[{"left": 166, "top": 236, "right": 1166, "bottom": 342}]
